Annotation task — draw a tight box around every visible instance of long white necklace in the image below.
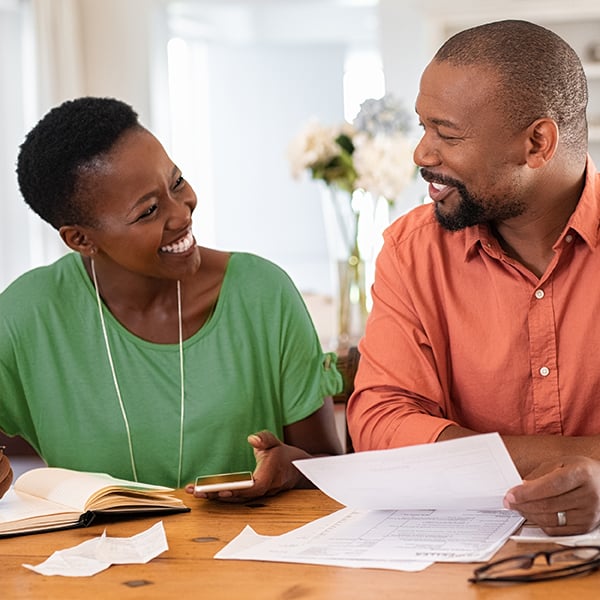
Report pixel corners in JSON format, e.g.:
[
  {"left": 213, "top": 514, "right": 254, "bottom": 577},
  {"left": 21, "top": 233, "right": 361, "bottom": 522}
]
[{"left": 91, "top": 259, "right": 185, "bottom": 486}]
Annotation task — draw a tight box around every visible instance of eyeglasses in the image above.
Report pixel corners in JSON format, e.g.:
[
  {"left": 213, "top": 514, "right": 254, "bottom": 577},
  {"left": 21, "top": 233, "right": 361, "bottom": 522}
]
[{"left": 469, "top": 546, "right": 600, "bottom": 584}]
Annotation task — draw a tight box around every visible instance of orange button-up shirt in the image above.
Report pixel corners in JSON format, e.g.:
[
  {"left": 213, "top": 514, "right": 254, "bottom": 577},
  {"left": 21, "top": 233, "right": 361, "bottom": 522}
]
[{"left": 347, "top": 158, "right": 600, "bottom": 451}]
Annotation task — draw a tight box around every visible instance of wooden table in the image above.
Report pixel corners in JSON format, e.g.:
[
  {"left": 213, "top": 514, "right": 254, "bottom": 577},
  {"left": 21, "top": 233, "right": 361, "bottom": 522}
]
[{"left": 3, "top": 489, "right": 600, "bottom": 599}]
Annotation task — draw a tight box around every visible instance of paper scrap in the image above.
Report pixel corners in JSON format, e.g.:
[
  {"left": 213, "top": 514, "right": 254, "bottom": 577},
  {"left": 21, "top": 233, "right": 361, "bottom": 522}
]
[{"left": 23, "top": 521, "right": 168, "bottom": 577}]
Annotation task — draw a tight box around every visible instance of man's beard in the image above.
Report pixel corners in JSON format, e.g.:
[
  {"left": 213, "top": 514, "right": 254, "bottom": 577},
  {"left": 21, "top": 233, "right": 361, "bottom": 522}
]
[
  {"left": 421, "top": 169, "right": 525, "bottom": 231},
  {"left": 434, "top": 183, "right": 488, "bottom": 231}
]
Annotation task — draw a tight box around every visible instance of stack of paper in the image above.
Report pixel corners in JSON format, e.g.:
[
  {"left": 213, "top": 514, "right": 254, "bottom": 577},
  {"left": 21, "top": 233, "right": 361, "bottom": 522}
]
[{"left": 216, "top": 433, "right": 525, "bottom": 571}]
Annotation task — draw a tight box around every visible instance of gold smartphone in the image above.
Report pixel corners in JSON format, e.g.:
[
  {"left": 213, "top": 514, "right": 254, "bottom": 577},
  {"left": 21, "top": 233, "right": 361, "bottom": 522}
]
[{"left": 194, "top": 471, "right": 254, "bottom": 493}]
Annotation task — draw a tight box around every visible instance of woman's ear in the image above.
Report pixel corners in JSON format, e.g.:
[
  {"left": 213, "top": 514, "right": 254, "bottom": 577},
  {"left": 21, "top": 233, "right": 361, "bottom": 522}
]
[
  {"left": 59, "top": 225, "right": 97, "bottom": 256},
  {"left": 524, "top": 118, "right": 559, "bottom": 168}
]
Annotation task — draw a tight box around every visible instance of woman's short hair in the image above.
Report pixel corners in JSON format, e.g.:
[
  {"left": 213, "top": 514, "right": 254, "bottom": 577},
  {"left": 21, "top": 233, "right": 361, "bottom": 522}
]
[{"left": 17, "top": 96, "right": 141, "bottom": 229}]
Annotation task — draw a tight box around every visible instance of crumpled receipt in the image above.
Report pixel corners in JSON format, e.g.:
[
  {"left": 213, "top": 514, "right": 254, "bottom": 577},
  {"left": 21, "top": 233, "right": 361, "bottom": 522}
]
[{"left": 23, "top": 521, "right": 168, "bottom": 577}]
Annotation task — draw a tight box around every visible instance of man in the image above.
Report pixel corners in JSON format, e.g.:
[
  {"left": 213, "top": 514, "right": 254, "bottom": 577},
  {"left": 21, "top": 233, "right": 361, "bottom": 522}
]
[{"left": 347, "top": 19, "right": 600, "bottom": 535}]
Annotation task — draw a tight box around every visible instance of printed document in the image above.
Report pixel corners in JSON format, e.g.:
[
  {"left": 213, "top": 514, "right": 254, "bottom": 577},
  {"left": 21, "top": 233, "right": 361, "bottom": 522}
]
[{"left": 216, "top": 433, "right": 524, "bottom": 569}]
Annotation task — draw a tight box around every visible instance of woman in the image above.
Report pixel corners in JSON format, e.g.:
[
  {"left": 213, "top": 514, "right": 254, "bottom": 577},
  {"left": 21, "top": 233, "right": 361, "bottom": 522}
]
[
  {"left": 0, "top": 97, "right": 342, "bottom": 501},
  {"left": 0, "top": 448, "right": 10, "bottom": 499}
]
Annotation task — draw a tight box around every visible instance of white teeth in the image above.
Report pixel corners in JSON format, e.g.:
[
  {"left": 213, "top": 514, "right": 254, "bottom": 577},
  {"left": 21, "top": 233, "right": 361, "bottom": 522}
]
[
  {"left": 161, "top": 231, "right": 194, "bottom": 254},
  {"left": 431, "top": 182, "right": 448, "bottom": 191}
]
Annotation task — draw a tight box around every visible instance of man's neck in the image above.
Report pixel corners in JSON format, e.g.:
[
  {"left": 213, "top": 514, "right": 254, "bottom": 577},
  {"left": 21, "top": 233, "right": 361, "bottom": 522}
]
[{"left": 493, "top": 176, "right": 584, "bottom": 278}]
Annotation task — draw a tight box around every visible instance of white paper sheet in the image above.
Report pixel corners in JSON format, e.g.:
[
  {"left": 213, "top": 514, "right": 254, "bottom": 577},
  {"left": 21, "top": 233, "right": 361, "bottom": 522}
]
[
  {"left": 23, "top": 521, "right": 168, "bottom": 576},
  {"left": 292, "top": 433, "right": 522, "bottom": 510},
  {"left": 511, "top": 525, "right": 600, "bottom": 545}
]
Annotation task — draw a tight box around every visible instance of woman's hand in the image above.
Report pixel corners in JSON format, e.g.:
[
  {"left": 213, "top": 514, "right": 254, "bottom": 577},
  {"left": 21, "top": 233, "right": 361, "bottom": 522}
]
[
  {"left": 245, "top": 430, "right": 314, "bottom": 495},
  {"left": 0, "top": 450, "right": 13, "bottom": 499},
  {"left": 184, "top": 430, "right": 312, "bottom": 503},
  {"left": 184, "top": 400, "right": 342, "bottom": 502},
  {"left": 503, "top": 456, "right": 600, "bottom": 535}
]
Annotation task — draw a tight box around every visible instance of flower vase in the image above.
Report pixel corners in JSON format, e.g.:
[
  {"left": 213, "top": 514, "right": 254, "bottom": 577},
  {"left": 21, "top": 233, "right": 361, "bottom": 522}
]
[
  {"left": 322, "top": 186, "right": 370, "bottom": 350},
  {"left": 354, "top": 190, "right": 390, "bottom": 311},
  {"left": 336, "top": 252, "right": 368, "bottom": 349}
]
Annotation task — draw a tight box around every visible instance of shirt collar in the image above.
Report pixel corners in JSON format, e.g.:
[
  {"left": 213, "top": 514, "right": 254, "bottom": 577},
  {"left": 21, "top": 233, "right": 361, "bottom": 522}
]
[
  {"left": 463, "top": 156, "right": 600, "bottom": 260},
  {"left": 562, "top": 156, "right": 600, "bottom": 250}
]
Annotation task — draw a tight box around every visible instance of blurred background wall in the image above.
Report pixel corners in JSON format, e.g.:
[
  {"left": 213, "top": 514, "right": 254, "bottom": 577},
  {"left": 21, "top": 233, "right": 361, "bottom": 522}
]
[{"left": 2, "top": 0, "right": 600, "bottom": 341}]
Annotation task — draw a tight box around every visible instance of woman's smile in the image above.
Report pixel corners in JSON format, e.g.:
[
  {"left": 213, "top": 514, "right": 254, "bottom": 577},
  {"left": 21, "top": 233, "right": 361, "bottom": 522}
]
[{"left": 160, "top": 229, "right": 196, "bottom": 254}]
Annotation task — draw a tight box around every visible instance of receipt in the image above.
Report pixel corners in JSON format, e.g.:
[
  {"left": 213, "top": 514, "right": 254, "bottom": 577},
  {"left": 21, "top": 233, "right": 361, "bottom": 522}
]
[{"left": 23, "top": 521, "right": 168, "bottom": 577}]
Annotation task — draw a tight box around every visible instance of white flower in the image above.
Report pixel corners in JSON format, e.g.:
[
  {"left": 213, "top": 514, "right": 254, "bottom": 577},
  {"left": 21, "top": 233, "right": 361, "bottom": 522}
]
[
  {"left": 353, "top": 133, "right": 415, "bottom": 201},
  {"left": 287, "top": 119, "right": 343, "bottom": 179},
  {"left": 287, "top": 94, "right": 416, "bottom": 202},
  {"left": 354, "top": 95, "right": 412, "bottom": 137}
]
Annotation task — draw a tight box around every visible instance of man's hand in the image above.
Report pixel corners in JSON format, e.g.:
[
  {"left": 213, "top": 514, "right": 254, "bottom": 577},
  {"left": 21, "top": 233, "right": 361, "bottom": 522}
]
[
  {"left": 0, "top": 449, "right": 13, "bottom": 499},
  {"left": 503, "top": 456, "right": 600, "bottom": 535}
]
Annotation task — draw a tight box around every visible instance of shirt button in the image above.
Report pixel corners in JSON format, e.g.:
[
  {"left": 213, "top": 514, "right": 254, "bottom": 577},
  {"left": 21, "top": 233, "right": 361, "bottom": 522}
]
[
  {"left": 565, "top": 234, "right": 573, "bottom": 243},
  {"left": 539, "top": 366, "right": 550, "bottom": 377},
  {"left": 535, "top": 289, "right": 544, "bottom": 299}
]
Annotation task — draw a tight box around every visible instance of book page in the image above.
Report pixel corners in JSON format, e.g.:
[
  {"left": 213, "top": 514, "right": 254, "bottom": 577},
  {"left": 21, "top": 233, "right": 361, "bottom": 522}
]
[
  {"left": 0, "top": 488, "right": 78, "bottom": 532},
  {"left": 15, "top": 468, "right": 174, "bottom": 512}
]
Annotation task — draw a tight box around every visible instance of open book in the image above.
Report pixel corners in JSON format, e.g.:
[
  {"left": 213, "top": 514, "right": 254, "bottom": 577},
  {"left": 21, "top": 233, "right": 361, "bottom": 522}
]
[{"left": 0, "top": 467, "right": 189, "bottom": 537}]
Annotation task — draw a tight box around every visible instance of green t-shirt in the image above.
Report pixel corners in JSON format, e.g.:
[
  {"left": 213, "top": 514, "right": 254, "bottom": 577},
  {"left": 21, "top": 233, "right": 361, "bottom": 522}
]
[{"left": 0, "top": 252, "right": 341, "bottom": 487}]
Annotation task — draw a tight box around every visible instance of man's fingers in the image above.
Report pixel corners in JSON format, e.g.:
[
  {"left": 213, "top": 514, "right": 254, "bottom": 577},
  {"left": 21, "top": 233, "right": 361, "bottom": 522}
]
[{"left": 507, "top": 464, "right": 583, "bottom": 504}]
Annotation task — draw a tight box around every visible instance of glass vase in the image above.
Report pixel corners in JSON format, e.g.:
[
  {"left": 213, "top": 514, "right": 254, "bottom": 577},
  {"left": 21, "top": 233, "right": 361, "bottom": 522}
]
[
  {"left": 354, "top": 189, "right": 390, "bottom": 312},
  {"left": 336, "top": 253, "right": 368, "bottom": 350},
  {"left": 321, "top": 186, "right": 371, "bottom": 350}
]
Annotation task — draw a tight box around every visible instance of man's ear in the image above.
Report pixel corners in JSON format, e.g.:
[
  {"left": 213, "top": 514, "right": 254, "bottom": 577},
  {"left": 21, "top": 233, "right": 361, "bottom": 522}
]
[
  {"left": 59, "top": 225, "right": 97, "bottom": 256},
  {"left": 524, "top": 118, "right": 559, "bottom": 168}
]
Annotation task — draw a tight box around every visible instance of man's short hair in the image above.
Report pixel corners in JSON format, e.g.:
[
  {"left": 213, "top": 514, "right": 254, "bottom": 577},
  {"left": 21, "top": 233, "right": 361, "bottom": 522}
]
[{"left": 434, "top": 20, "right": 588, "bottom": 156}]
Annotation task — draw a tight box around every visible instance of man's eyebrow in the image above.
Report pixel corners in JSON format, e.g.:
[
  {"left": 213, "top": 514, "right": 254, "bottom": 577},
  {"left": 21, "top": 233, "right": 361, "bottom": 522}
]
[{"left": 429, "top": 117, "right": 461, "bottom": 130}]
